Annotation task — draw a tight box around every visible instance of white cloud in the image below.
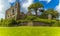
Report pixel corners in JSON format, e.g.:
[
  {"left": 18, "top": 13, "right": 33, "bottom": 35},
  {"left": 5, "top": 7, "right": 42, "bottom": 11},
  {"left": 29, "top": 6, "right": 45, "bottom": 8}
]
[
  {"left": 0, "top": 5, "right": 3, "bottom": 11},
  {"left": 21, "top": 0, "right": 33, "bottom": 12},
  {"left": 22, "top": 0, "right": 33, "bottom": 8},
  {"left": 0, "top": 0, "right": 4, "bottom": 11},
  {"left": 55, "top": 0, "right": 60, "bottom": 13},
  {"left": 9, "top": 0, "right": 16, "bottom": 3},
  {"left": 8, "top": 0, "right": 33, "bottom": 12},
  {"left": 0, "top": 0, "right": 10, "bottom": 19},
  {"left": 55, "top": 0, "right": 60, "bottom": 20},
  {"left": 0, "top": 14, "right": 5, "bottom": 19},
  {"left": 0, "top": 5, "right": 4, "bottom": 12},
  {"left": 0, "top": 0, "right": 4, "bottom": 19},
  {"left": 39, "top": 0, "right": 51, "bottom": 3},
  {"left": 55, "top": 4, "right": 60, "bottom": 13}
]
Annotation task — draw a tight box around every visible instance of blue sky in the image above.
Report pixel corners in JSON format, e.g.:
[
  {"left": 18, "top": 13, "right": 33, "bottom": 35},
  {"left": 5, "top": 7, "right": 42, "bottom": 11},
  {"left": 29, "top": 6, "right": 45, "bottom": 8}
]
[{"left": 0, "top": 0, "right": 60, "bottom": 19}]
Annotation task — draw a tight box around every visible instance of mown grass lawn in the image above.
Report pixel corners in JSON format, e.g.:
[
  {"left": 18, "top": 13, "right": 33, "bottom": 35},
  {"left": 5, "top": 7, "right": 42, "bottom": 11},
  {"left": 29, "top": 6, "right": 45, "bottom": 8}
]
[{"left": 0, "top": 27, "right": 60, "bottom": 36}]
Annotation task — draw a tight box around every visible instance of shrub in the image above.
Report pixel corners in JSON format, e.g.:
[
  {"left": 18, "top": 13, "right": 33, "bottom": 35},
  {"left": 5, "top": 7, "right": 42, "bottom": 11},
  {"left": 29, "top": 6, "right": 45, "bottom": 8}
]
[
  {"left": 33, "top": 18, "right": 56, "bottom": 24},
  {"left": 25, "top": 15, "right": 37, "bottom": 21},
  {"left": 0, "top": 19, "right": 18, "bottom": 27},
  {"left": 53, "top": 21, "right": 60, "bottom": 27}
]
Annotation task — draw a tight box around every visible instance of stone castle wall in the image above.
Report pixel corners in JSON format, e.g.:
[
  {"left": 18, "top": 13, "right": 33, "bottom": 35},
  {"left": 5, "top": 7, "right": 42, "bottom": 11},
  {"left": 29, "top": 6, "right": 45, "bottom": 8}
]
[{"left": 5, "top": 1, "right": 20, "bottom": 20}]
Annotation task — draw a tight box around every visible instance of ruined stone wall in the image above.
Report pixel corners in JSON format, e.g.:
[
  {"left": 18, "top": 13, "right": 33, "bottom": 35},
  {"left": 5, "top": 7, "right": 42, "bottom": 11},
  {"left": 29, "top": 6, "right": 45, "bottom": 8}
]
[
  {"left": 5, "top": 6, "right": 15, "bottom": 19},
  {"left": 5, "top": 2, "right": 20, "bottom": 20}
]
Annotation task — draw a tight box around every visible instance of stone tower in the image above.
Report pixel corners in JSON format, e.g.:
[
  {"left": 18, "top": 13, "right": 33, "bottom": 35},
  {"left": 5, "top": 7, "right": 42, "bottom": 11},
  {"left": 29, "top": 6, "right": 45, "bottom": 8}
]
[
  {"left": 5, "top": 0, "right": 20, "bottom": 20},
  {"left": 14, "top": 0, "right": 20, "bottom": 20}
]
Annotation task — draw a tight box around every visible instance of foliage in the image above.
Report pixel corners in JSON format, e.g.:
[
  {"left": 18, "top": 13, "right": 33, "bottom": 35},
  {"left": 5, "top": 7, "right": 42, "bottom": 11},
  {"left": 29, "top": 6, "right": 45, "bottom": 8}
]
[
  {"left": 53, "top": 21, "right": 60, "bottom": 27},
  {"left": 28, "top": 2, "right": 43, "bottom": 10},
  {"left": 0, "top": 15, "right": 60, "bottom": 27},
  {"left": 40, "top": 9, "right": 59, "bottom": 19},
  {"left": 0, "top": 19, "right": 18, "bottom": 27},
  {"left": 40, "top": 12, "right": 48, "bottom": 19},
  {"left": 28, "top": 2, "right": 44, "bottom": 16},
  {"left": 33, "top": 18, "right": 57, "bottom": 24},
  {"left": 25, "top": 15, "right": 38, "bottom": 21},
  {"left": 17, "top": 15, "right": 57, "bottom": 25}
]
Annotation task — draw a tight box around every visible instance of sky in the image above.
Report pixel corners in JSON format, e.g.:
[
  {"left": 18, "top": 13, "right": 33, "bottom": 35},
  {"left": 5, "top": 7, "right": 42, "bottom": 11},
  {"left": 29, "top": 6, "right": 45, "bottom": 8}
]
[{"left": 0, "top": 0, "right": 60, "bottom": 19}]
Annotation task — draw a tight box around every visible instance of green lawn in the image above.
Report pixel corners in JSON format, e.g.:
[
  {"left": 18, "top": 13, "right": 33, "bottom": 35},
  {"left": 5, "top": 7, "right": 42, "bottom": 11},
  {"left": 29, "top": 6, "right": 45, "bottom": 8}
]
[{"left": 0, "top": 27, "right": 60, "bottom": 36}]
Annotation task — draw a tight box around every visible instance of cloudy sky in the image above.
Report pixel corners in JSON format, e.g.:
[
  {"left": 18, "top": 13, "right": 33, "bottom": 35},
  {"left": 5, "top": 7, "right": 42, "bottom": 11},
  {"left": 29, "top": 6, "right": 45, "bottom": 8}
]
[{"left": 0, "top": 0, "right": 60, "bottom": 19}]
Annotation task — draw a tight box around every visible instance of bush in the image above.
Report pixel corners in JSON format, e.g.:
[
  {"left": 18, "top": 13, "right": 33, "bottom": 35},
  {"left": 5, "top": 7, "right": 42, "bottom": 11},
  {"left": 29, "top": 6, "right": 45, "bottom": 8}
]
[
  {"left": 33, "top": 18, "right": 56, "bottom": 24},
  {"left": 0, "top": 19, "right": 18, "bottom": 27},
  {"left": 8, "top": 19, "right": 18, "bottom": 26},
  {"left": 25, "top": 15, "right": 37, "bottom": 21},
  {"left": 53, "top": 21, "right": 60, "bottom": 27}
]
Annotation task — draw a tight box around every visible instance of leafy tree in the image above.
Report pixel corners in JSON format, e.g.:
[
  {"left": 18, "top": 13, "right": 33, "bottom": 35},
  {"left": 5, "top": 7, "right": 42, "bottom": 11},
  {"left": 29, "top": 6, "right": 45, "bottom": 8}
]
[
  {"left": 46, "top": 9, "right": 59, "bottom": 19},
  {"left": 40, "top": 9, "right": 59, "bottom": 19},
  {"left": 28, "top": 2, "right": 44, "bottom": 16}
]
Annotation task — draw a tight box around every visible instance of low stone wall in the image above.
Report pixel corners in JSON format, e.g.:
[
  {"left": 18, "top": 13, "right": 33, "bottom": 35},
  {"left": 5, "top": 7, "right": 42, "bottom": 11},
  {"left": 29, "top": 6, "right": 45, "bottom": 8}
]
[
  {"left": 33, "top": 22, "right": 52, "bottom": 26},
  {"left": 18, "top": 22, "right": 52, "bottom": 26},
  {"left": 19, "top": 22, "right": 28, "bottom": 26}
]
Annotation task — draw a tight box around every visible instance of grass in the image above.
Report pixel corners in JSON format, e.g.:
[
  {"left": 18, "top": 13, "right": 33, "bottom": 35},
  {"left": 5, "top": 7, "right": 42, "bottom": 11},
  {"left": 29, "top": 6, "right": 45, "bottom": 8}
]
[{"left": 0, "top": 27, "right": 60, "bottom": 36}]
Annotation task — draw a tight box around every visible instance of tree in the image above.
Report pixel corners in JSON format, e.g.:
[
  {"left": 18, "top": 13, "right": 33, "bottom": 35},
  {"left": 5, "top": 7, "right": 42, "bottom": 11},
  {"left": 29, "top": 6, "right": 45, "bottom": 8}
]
[
  {"left": 41, "top": 9, "right": 59, "bottom": 19},
  {"left": 27, "top": 10, "right": 32, "bottom": 15},
  {"left": 28, "top": 2, "right": 44, "bottom": 16},
  {"left": 1, "top": 18, "right": 3, "bottom": 22}
]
